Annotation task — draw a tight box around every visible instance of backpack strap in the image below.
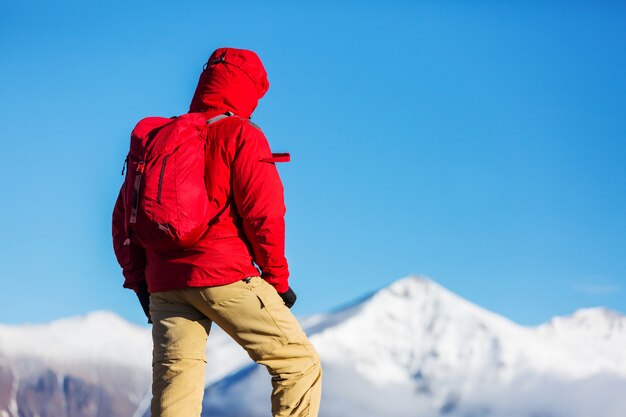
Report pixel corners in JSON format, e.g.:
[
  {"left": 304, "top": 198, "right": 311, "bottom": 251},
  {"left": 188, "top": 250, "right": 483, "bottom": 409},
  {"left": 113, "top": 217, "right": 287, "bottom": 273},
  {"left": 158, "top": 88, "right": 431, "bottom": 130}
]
[
  {"left": 206, "top": 111, "right": 234, "bottom": 125},
  {"left": 247, "top": 119, "right": 262, "bottom": 131}
]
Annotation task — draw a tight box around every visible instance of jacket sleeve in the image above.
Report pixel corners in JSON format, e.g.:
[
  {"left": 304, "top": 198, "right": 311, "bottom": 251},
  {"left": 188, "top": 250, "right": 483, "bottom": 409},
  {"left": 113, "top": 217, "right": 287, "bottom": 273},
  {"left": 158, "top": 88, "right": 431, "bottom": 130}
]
[
  {"left": 112, "top": 186, "right": 147, "bottom": 293},
  {"left": 231, "top": 126, "right": 290, "bottom": 293}
]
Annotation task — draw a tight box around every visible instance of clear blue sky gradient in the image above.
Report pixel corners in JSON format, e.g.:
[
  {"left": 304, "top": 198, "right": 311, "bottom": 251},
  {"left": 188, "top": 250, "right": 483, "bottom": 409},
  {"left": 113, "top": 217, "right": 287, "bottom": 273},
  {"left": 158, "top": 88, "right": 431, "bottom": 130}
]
[{"left": 1, "top": 1, "right": 624, "bottom": 326}]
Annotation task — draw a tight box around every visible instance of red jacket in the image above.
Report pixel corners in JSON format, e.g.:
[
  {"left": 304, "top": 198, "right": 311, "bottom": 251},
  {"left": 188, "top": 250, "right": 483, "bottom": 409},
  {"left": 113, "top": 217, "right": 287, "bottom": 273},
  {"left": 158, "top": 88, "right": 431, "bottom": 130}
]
[{"left": 112, "top": 48, "right": 290, "bottom": 294}]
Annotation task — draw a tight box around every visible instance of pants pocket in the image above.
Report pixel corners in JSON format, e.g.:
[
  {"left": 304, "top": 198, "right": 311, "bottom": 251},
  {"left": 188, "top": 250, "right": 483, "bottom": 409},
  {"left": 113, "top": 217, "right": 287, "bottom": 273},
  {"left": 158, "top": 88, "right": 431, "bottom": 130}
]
[{"left": 253, "top": 281, "right": 308, "bottom": 345}]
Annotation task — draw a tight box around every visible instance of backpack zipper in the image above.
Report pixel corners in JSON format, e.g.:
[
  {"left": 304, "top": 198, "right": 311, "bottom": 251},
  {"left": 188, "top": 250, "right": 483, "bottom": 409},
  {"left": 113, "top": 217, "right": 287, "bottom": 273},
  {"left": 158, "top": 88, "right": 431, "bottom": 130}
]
[
  {"left": 157, "top": 155, "right": 169, "bottom": 204},
  {"left": 129, "top": 160, "right": 145, "bottom": 225}
]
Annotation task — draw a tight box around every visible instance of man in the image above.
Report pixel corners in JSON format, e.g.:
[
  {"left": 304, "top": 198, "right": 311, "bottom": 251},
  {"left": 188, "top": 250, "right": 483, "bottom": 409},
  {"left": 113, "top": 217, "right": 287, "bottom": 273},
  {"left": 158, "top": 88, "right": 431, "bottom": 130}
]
[{"left": 112, "top": 47, "right": 322, "bottom": 417}]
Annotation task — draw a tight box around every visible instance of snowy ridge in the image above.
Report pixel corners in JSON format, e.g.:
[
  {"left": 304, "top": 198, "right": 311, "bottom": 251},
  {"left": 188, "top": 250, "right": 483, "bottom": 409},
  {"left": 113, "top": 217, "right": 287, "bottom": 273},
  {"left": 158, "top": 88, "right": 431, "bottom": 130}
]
[
  {"left": 0, "top": 310, "right": 249, "bottom": 381},
  {"left": 0, "top": 310, "right": 250, "bottom": 417},
  {"left": 309, "top": 276, "right": 525, "bottom": 384},
  {"left": 535, "top": 307, "right": 626, "bottom": 376},
  {"left": 0, "top": 311, "right": 151, "bottom": 370},
  {"left": 308, "top": 276, "right": 626, "bottom": 383}
]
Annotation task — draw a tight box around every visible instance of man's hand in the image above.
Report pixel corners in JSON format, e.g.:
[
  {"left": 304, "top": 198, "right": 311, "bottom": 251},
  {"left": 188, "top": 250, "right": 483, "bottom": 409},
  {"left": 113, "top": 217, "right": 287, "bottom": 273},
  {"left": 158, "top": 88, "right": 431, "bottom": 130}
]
[
  {"left": 279, "top": 287, "right": 297, "bottom": 308},
  {"left": 136, "top": 281, "right": 152, "bottom": 324}
]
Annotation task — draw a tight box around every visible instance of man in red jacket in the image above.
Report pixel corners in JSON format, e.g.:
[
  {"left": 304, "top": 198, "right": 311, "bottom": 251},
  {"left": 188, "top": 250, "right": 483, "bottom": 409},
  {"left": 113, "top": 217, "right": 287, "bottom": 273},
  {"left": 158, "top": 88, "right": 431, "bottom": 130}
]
[{"left": 113, "top": 48, "right": 322, "bottom": 417}]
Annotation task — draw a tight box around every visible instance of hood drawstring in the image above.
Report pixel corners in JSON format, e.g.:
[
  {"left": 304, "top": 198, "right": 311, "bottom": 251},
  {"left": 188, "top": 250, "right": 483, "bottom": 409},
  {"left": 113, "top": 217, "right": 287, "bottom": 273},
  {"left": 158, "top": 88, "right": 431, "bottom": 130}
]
[{"left": 203, "top": 56, "right": 225, "bottom": 71}]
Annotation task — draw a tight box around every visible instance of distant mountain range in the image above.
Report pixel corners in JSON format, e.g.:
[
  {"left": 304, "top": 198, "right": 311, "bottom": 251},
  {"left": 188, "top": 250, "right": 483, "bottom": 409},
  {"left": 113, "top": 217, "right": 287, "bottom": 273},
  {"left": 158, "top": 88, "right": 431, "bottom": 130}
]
[{"left": 1, "top": 276, "right": 624, "bottom": 417}]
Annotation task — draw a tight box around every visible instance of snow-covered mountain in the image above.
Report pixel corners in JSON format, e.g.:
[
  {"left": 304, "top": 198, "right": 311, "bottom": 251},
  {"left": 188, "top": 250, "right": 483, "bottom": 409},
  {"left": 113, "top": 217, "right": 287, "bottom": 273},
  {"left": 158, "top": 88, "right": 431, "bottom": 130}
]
[
  {"left": 0, "top": 311, "right": 249, "bottom": 417},
  {"left": 203, "top": 277, "right": 626, "bottom": 417},
  {"left": 1, "top": 276, "right": 625, "bottom": 417}
]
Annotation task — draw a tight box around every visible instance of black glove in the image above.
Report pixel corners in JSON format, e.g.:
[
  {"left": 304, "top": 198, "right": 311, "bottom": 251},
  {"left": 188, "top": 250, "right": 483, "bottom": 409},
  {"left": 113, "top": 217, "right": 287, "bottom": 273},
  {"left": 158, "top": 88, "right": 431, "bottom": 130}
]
[
  {"left": 136, "top": 281, "right": 152, "bottom": 324},
  {"left": 279, "top": 287, "right": 297, "bottom": 309}
]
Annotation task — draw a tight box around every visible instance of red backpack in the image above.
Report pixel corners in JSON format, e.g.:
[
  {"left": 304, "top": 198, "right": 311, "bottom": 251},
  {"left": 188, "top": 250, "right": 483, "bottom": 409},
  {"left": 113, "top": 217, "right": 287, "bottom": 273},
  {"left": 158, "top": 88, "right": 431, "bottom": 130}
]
[{"left": 120, "top": 112, "right": 232, "bottom": 251}]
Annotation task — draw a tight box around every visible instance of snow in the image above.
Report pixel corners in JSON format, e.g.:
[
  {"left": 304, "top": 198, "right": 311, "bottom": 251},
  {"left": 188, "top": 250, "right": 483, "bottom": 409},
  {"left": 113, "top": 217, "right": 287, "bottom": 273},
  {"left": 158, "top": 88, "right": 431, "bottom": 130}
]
[
  {"left": 0, "top": 310, "right": 249, "bottom": 381},
  {"left": 306, "top": 276, "right": 626, "bottom": 384},
  {"left": 2, "top": 275, "right": 625, "bottom": 417},
  {"left": 0, "top": 311, "right": 151, "bottom": 370},
  {"left": 534, "top": 306, "right": 626, "bottom": 377},
  {"left": 203, "top": 275, "right": 626, "bottom": 417},
  {"left": 0, "top": 310, "right": 250, "bottom": 417}
]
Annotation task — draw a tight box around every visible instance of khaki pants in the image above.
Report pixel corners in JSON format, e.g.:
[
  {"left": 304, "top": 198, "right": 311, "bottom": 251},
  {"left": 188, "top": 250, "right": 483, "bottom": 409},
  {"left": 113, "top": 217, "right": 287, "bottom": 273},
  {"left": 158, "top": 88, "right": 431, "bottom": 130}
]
[{"left": 149, "top": 277, "right": 322, "bottom": 417}]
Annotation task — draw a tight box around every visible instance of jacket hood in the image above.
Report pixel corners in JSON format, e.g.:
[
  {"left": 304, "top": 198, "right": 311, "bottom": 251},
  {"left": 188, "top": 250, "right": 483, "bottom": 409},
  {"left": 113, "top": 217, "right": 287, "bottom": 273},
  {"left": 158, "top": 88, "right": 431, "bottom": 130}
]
[{"left": 189, "top": 48, "right": 269, "bottom": 118}]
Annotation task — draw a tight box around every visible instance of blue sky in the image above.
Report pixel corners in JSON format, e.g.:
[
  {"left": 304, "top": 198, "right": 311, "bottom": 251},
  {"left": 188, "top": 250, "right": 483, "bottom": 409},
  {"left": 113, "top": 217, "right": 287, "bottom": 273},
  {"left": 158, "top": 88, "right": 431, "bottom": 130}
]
[{"left": 1, "top": 1, "right": 624, "bottom": 326}]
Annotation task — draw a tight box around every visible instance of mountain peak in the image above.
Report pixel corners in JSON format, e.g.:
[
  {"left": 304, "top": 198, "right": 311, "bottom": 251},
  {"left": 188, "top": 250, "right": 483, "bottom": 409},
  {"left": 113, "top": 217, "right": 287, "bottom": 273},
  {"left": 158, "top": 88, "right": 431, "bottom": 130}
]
[
  {"left": 538, "top": 306, "right": 626, "bottom": 336},
  {"left": 570, "top": 307, "right": 624, "bottom": 322},
  {"left": 307, "top": 275, "right": 521, "bottom": 389},
  {"left": 367, "top": 275, "right": 491, "bottom": 322},
  {"left": 385, "top": 275, "right": 438, "bottom": 295},
  {"left": 0, "top": 310, "right": 151, "bottom": 369}
]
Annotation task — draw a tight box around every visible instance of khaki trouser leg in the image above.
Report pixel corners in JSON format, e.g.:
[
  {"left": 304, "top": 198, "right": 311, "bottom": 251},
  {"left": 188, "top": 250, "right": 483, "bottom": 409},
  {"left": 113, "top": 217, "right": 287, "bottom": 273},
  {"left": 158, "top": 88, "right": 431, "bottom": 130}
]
[
  {"left": 150, "top": 292, "right": 211, "bottom": 417},
  {"left": 188, "top": 277, "right": 322, "bottom": 417},
  {"left": 150, "top": 277, "right": 322, "bottom": 417}
]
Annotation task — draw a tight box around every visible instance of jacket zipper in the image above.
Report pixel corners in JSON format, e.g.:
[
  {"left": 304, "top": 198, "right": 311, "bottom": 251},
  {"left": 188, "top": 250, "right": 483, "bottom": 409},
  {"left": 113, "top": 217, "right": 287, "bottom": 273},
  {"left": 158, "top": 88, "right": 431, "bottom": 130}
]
[{"left": 157, "top": 155, "right": 169, "bottom": 204}]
